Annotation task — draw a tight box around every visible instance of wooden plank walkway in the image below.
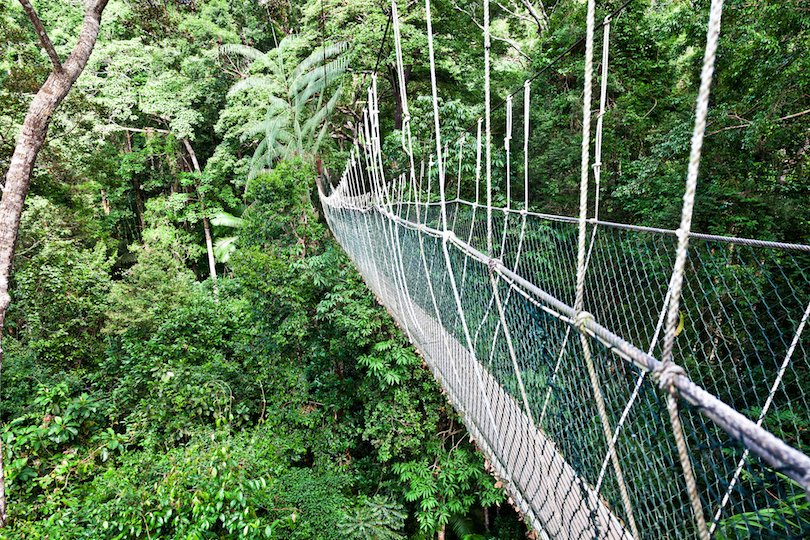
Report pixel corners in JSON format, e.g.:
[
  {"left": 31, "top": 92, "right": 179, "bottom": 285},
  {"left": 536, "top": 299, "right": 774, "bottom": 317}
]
[{"left": 365, "top": 266, "right": 634, "bottom": 540}]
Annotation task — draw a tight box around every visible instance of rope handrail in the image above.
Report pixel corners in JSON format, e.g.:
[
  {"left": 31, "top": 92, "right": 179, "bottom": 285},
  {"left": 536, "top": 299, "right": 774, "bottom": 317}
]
[{"left": 338, "top": 197, "right": 810, "bottom": 252}]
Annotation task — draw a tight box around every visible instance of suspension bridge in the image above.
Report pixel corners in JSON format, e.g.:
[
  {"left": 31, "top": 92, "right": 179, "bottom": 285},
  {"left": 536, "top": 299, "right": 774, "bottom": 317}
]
[{"left": 319, "top": 0, "right": 810, "bottom": 537}]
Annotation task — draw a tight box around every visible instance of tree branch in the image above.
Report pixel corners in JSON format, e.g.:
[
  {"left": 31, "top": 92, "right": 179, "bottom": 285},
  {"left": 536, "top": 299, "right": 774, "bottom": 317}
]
[
  {"left": 517, "top": 0, "right": 549, "bottom": 33},
  {"left": 706, "top": 123, "right": 749, "bottom": 136},
  {"left": 18, "top": 0, "right": 63, "bottom": 72},
  {"left": 109, "top": 124, "right": 172, "bottom": 135},
  {"left": 707, "top": 109, "right": 810, "bottom": 137},
  {"left": 779, "top": 107, "right": 810, "bottom": 122},
  {"left": 496, "top": 1, "right": 535, "bottom": 26},
  {"left": 452, "top": 3, "right": 532, "bottom": 62}
]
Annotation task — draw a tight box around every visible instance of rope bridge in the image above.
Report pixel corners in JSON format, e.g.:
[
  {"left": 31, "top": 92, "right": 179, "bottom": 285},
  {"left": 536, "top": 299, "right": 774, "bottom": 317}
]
[{"left": 319, "top": 1, "right": 810, "bottom": 537}]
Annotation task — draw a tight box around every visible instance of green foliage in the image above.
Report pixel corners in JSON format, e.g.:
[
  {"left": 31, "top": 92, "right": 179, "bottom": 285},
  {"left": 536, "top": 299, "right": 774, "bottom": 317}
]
[
  {"left": 105, "top": 200, "right": 200, "bottom": 336},
  {"left": 393, "top": 444, "right": 504, "bottom": 535},
  {"left": 105, "top": 290, "right": 255, "bottom": 447},
  {"left": 2, "top": 383, "right": 123, "bottom": 526},
  {"left": 222, "top": 37, "right": 349, "bottom": 177},
  {"left": 8, "top": 197, "right": 113, "bottom": 368},
  {"left": 339, "top": 496, "right": 407, "bottom": 540}
]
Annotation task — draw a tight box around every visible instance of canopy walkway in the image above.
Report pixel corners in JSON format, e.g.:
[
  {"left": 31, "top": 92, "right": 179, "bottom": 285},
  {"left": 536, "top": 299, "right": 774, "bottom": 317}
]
[{"left": 319, "top": 1, "right": 810, "bottom": 537}]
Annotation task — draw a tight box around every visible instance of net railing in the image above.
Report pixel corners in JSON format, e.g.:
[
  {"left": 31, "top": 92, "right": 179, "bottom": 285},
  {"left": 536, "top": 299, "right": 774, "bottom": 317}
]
[
  {"left": 320, "top": 181, "right": 810, "bottom": 538},
  {"left": 318, "top": 1, "right": 810, "bottom": 537}
]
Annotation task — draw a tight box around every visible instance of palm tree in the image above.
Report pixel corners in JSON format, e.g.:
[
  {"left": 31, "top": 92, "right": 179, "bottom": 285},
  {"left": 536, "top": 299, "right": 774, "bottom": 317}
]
[
  {"left": 210, "top": 210, "right": 243, "bottom": 263},
  {"left": 221, "top": 36, "right": 349, "bottom": 180}
]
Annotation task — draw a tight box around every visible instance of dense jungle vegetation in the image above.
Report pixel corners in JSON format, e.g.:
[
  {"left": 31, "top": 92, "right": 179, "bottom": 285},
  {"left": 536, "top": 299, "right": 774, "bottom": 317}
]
[{"left": 0, "top": 0, "right": 807, "bottom": 538}]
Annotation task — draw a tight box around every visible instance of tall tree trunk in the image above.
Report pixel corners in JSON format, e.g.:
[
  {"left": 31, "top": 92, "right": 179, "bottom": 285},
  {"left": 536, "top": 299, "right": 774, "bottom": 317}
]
[
  {"left": 181, "top": 139, "right": 218, "bottom": 293},
  {"left": 0, "top": 0, "right": 110, "bottom": 526}
]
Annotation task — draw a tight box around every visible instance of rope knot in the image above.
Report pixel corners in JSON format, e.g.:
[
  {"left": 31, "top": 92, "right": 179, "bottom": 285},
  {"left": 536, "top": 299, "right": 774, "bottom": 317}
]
[
  {"left": 442, "top": 230, "right": 454, "bottom": 243},
  {"left": 574, "top": 310, "right": 593, "bottom": 330},
  {"left": 488, "top": 258, "right": 501, "bottom": 274},
  {"left": 654, "top": 362, "right": 687, "bottom": 393}
]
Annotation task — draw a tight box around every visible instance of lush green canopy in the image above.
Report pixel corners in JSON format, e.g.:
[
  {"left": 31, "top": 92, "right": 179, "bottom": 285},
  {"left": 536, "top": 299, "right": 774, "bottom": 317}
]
[{"left": 0, "top": 0, "right": 807, "bottom": 537}]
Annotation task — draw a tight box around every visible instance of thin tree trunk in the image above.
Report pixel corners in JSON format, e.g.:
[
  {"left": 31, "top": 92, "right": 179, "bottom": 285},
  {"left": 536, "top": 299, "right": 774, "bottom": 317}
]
[
  {"left": 202, "top": 216, "right": 217, "bottom": 285},
  {"left": 0, "top": 0, "right": 110, "bottom": 526},
  {"left": 437, "top": 524, "right": 446, "bottom": 540},
  {"left": 181, "top": 138, "right": 218, "bottom": 293},
  {"left": 123, "top": 132, "right": 145, "bottom": 230}
]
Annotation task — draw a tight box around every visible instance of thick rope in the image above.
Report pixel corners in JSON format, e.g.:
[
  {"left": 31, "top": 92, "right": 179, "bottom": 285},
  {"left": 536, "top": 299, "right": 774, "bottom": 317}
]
[
  {"left": 523, "top": 80, "right": 530, "bottom": 211},
  {"left": 484, "top": 0, "right": 493, "bottom": 256},
  {"left": 573, "top": 2, "right": 639, "bottom": 537},
  {"left": 654, "top": 1, "right": 724, "bottom": 538},
  {"left": 505, "top": 95, "right": 513, "bottom": 208}
]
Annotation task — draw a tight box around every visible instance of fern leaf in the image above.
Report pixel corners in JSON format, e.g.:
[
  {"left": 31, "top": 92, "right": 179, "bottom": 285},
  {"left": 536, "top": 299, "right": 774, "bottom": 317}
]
[
  {"left": 292, "top": 41, "right": 349, "bottom": 80},
  {"left": 213, "top": 236, "right": 238, "bottom": 263}
]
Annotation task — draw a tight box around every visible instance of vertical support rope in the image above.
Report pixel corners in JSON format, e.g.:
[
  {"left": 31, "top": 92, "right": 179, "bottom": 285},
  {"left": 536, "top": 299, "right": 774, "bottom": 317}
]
[
  {"left": 425, "top": 0, "right": 501, "bottom": 441},
  {"left": 524, "top": 80, "right": 530, "bottom": 212},
  {"left": 574, "top": 2, "right": 639, "bottom": 537},
  {"left": 654, "top": 1, "right": 724, "bottom": 538},
  {"left": 574, "top": 0, "right": 595, "bottom": 316},
  {"left": 484, "top": 0, "right": 493, "bottom": 256},
  {"left": 425, "top": 0, "right": 447, "bottom": 232},
  {"left": 505, "top": 95, "right": 512, "bottom": 208},
  {"left": 457, "top": 136, "right": 465, "bottom": 202},
  {"left": 475, "top": 118, "right": 483, "bottom": 206},
  {"left": 592, "top": 16, "right": 610, "bottom": 222}
]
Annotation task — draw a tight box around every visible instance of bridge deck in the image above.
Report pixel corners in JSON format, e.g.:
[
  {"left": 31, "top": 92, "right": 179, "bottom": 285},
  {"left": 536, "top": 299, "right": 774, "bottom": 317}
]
[{"left": 353, "top": 246, "right": 633, "bottom": 540}]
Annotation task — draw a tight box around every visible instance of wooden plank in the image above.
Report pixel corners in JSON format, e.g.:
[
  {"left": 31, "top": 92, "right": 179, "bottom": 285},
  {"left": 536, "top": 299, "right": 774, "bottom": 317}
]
[{"left": 373, "top": 272, "right": 633, "bottom": 540}]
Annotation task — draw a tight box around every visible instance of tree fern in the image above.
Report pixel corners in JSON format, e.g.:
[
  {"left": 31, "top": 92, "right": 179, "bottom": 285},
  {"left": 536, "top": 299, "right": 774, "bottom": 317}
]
[{"left": 220, "top": 37, "right": 349, "bottom": 178}]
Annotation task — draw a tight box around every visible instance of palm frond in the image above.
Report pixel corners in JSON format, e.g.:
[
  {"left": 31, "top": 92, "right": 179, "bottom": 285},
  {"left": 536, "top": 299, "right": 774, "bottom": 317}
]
[
  {"left": 292, "top": 56, "right": 349, "bottom": 101},
  {"left": 293, "top": 41, "right": 349, "bottom": 80},
  {"left": 302, "top": 85, "right": 343, "bottom": 142},
  {"left": 219, "top": 43, "right": 265, "bottom": 63},
  {"left": 213, "top": 236, "right": 239, "bottom": 263},
  {"left": 211, "top": 211, "right": 244, "bottom": 229},
  {"left": 228, "top": 75, "right": 276, "bottom": 97},
  {"left": 231, "top": 37, "right": 350, "bottom": 176}
]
